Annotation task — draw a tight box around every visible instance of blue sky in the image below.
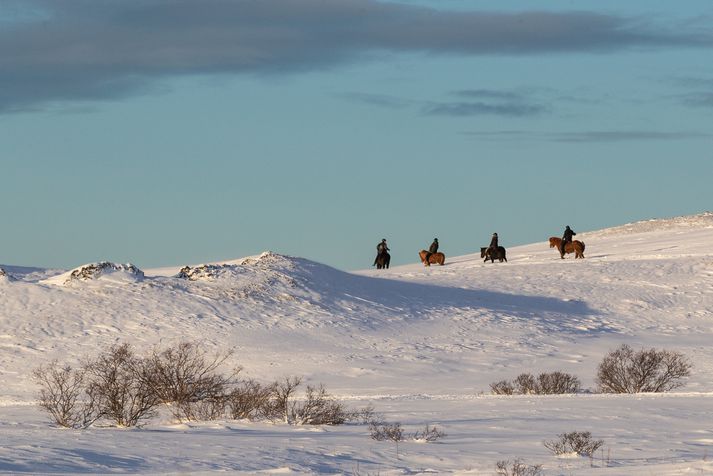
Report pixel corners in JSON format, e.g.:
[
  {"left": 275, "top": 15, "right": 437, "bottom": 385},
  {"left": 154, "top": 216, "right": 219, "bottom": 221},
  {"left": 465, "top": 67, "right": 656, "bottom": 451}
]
[{"left": 1, "top": 0, "right": 712, "bottom": 271}]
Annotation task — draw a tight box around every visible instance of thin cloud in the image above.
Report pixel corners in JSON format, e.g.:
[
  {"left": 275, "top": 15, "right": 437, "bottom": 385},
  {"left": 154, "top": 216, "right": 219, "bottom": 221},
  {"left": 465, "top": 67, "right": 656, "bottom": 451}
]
[
  {"left": 552, "top": 131, "right": 711, "bottom": 142},
  {"left": 1, "top": 0, "right": 712, "bottom": 113},
  {"left": 338, "top": 92, "right": 413, "bottom": 109},
  {"left": 463, "top": 130, "right": 711, "bottom": 142},
  {"left": 451, "top": 89, "right": 525, "bottom": 101},
  {"left": 679, "top": 92, "right": 713, "bottom": 108},
  {"left": 669, "top": 77, "right": 713, "bottom": 108},
  {"left": 424, "top": 101, "right": 546, "bottom": 117}
]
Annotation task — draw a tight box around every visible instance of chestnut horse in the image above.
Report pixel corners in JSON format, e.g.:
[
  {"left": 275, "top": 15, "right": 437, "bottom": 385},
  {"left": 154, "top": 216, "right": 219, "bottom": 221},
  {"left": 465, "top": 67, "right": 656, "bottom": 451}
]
[
  {"left": 549, "top": 237, "right": 586, "bottom": 259},
  {"left": 481, "top": 246, "right": 507, "bottom": 263},
  {"left": 419, "top": 250, "right": 446, "bottom": 266}
]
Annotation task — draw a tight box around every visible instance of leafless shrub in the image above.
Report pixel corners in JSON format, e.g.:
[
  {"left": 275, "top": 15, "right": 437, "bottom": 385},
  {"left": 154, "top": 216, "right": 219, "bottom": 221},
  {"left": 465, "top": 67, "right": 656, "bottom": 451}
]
[
  {"left": 596, "top": 344, "right": 692, "bottom": 393},
  {"left": 350, "top": 404, "right": 377, "bottom": 424},
  {"left": 411, "top": 425, "right": 446, "bottom": 442},
  {"left": 84, "top": 343, "right": 159, "bottom": 427},
  {"left": 370, "top": 421, "right": 404, "bottom": 442},
  {"left": 33, "top": 362, "right": 101, "bottom": 428},
  {"left": 495, "top": 459, "right": 543, "bottom": 476},
  {"left": 268, "top": 376, "right": 302, "bottom": 423},
  {"left": 185, "top": 395, "right": 228, "bottom": 421},
  {"left": 492, "top": 372, "right": 581, "bottom": 395},
  {"left": 138, "top": 342, "right": 237, "bottom": 421},
  {"left": 226, "top": 379, "right": 275, "bottom": 420},
  {"left": 514, "top": 373, "right": 537, "bottom": 394},
  {"left": 290, "top": 384, "right": 349, "bottom": 425},
  {"left": 490, "top": 380, "right": 514, "bottom": 395},
  {"left": 544, "top": 431, "right": 604, "bottom": 457},
  {"left": 536, "top": 371, "right": 581, "bottom": 394}
]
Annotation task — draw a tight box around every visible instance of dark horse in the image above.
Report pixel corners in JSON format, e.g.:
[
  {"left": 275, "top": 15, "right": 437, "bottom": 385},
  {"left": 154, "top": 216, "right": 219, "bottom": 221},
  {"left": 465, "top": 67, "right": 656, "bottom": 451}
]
[
  {"left": 375, "top": 252, "right": 391, "bottom": 269},
  {"left": 481, "top": 246, "right": 507, "bottom": 263}
]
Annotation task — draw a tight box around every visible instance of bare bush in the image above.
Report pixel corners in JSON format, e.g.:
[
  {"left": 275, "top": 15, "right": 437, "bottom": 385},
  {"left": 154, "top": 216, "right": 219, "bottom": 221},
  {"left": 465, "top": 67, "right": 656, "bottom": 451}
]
[
  {"left": 350, "top": 404, "right": 377, "bottom": 425},
  {"left": 269, "top": 376, "right": 302, "bottom": 423},
  {"left": 514, "top": 373, "right": 537, "bottom": 394},
  {"left": 496, "top": 459, "right": 543, "bottom": 476},
  {"left": 490, "top": 380, "right": 514, "bottom": 395},
  {"left": 33, "top": 362, "right": 100, "bottom": 428},
  {"left": 226, "top": 379, "right": 275, "bottom": 420},
  {"left": 596, "top": 344, "right": 692, "bottom": 393},
  {"left": 138, "top": 342, "right": 237, "bottom": 421},
  {"left": 84, "top": 343, "right": 159, "bottom": 427},
  {"left": 185, "top": 395, "right": 228, "bottom": 421},
  {"left": 544, "top": 431, "right": 604, "bottom": 457},
  {"left": 290, "top": 384, "right": 350, "bottom": 425},
  {"left": 536, "top": 371, "right": 581, "bottom": 394},
  {"left": 369, "top": 421, "right": 404, "bottom": 442},
  {"left": 411, "top": 425, "right": 446, "bottom": 442},
  {"left": 492, "top": 372, "right": 581, "bottom": 395},
  {"left": 35, "top": 342, "right": 369, "bottom": 429}
]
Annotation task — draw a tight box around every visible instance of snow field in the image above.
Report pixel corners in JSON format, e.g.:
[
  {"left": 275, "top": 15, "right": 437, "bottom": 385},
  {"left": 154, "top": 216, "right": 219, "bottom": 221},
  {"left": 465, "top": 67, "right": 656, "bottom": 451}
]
[{"left": 1, "top": 214, "right": 713, "bottom": 474}]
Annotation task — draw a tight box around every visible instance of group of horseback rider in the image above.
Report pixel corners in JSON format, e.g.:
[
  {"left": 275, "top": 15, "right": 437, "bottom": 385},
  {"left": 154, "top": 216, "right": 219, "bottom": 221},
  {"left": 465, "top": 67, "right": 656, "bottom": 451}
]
[{"left": 373, "top": 225, "right": 576, "bottom": 267}]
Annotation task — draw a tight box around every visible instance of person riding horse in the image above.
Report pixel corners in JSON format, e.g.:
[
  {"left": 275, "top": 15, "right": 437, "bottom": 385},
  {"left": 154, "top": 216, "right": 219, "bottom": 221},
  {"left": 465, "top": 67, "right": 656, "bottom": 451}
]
[
  {"left": 373, "top": 239, "right": 390, "bottom": 267},
  {"left": 487, "top": 233, "right": 499, "bottom": 257},
  {"left": 561, "top": 226, "right": 576, "bottom": 259},
  {"left": 424, "top": 238, "right": 439, "bottom": 266}
]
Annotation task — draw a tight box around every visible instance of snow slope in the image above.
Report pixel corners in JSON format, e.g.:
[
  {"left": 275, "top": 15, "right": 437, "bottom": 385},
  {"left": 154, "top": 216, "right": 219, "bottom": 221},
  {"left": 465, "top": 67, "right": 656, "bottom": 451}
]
[{"left": 1, "top": 213, "right": 713, "bottom": 474}]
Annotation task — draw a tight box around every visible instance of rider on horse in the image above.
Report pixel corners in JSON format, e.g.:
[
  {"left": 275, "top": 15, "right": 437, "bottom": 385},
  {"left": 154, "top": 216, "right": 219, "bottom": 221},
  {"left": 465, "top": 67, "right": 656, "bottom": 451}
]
[
  {"left": 487, "top": 233, "right": 499, "bottom": 257},
  {"left": 373, "top": 239, "right": 389, "bottom": 266},
  {"left": 424, "top": 238, "right": 439, "bottom": 266},
  {"left": 561, "top": 226, "right": 576, "bottom": 259}
]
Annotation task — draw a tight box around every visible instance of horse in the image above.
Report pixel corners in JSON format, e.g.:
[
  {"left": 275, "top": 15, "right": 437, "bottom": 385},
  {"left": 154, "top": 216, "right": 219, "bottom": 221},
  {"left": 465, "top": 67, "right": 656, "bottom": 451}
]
[
  {"left": 548, "top": 237, "right": 586, "bottom": 259},
  {"left": 419, "top": 250, "right": 446, "bottom": 266},
  {"left": 480, "top": 246, "right": 507, "bottom": 263},
  {"left": 375, "top": 252, "right": 390, "bottom": 269}
]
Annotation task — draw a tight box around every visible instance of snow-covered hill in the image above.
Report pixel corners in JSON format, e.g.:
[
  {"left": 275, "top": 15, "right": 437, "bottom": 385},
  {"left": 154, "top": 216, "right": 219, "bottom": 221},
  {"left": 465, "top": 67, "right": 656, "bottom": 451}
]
[{"left": 1, "top": 213, "right": 713, "bottom": 474}]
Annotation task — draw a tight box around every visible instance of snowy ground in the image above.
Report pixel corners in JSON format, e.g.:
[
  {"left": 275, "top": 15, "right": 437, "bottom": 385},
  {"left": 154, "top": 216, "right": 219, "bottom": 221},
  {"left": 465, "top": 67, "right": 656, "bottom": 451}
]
[{"left": 1, "top": 213, "right": 713, "bottom": 474}]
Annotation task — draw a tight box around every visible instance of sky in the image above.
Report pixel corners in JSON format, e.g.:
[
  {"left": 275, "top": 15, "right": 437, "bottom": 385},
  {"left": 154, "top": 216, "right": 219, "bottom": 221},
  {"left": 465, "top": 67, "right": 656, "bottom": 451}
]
[{"left": 1, "top": 0, "right": 712, "bottom": 271}]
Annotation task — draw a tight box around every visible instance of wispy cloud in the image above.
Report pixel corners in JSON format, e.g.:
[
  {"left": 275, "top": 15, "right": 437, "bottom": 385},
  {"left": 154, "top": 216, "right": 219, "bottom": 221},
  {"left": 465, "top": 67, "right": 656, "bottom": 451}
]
[
  {"left": 678, "top": 92, "right": 713, "bottom": 108},
  {"left": 669, "top": 77, "right": 713, "bottom": 108},
  {"left": 1, "top": 0, "right": 711, "bottom": 113},
  {"left": 463, "top": 130, "right": 712, "bottom": 142},
  {"left": 424, "top": 101, "right": 546, "bottom": 117},
  {"left": 338, "top": 92, "right": 413, "bottom": 109},
  {"left": 451, "top": 89, "right": 526, "bottom": 101}
]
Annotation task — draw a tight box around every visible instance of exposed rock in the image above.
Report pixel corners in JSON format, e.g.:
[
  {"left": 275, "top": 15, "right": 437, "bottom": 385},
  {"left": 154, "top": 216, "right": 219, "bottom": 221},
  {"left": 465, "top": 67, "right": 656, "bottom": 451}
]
[
  {"left": 177, "top": 264, "right": 231, "bottom": 281},
  {"left": 66, "top": 262, "right": 144, "bottom": 283}
]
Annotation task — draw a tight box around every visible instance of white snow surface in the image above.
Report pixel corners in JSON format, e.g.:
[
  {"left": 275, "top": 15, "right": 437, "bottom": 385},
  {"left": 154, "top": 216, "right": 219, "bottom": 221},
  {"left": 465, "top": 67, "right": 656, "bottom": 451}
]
[{"left": 2, "top": 214, "right": 713, "bottom": 474}]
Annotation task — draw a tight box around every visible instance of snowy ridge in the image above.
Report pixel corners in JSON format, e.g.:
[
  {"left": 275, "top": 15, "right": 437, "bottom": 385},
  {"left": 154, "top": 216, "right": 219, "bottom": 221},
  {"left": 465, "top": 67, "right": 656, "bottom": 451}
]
[{"left": 583, "top": 210, "right": 713, "bottom": 238}]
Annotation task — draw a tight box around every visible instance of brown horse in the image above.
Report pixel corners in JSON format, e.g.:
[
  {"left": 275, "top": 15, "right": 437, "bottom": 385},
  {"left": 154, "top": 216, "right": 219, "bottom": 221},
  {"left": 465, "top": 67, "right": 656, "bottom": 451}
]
[
  {"left": 549, "top": 237, "right": 586, "bottom": 259},
  {"left": 419, "top": 250, "right": 446, "bottom": 266}
]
